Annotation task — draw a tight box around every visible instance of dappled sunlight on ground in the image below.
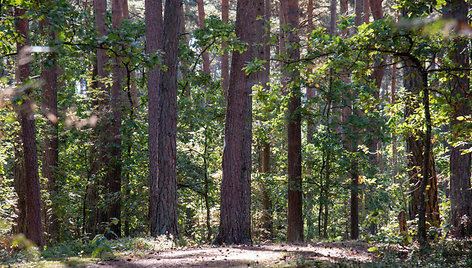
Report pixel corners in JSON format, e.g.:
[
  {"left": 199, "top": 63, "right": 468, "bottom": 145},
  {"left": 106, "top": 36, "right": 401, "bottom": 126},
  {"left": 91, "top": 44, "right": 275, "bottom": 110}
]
[{"left": 85, "top": 242, "right": 374, "bottom": 267}]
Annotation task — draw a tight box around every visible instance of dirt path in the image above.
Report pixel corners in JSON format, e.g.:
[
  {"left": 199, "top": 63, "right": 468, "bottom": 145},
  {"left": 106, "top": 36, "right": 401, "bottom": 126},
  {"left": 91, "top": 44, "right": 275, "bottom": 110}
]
[{"left": 87, "top": 242, "right": 374, "bottom": 267}]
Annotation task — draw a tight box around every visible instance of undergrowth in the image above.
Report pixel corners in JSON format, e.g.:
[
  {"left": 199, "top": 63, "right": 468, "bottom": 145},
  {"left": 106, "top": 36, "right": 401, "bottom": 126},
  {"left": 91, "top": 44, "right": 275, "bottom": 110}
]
[{"left": 0, "top": 235, "right": 177, "bottom": 266}]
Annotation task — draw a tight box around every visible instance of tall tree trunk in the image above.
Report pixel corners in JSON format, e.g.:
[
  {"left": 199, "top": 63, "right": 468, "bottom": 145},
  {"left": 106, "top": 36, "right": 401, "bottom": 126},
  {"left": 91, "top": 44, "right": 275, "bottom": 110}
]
[
  {"left": 214, "top": 0, "right": 255, "bottom": 245},
  {"left": 305, "top": 0, "right": 315, "bottom": 242},
  {"left": 122, "top": 0, "right": 133, "bottom": 237},
  {"left": 403, "top": 61, "right": 440, "bottom": 228},
  {"left": 418, "top": 67, "right": 431, "bottom": 250},
  {"left": 253, "top": 0, "right": 272, "bottom": 240},
  {"left": 106, "top": 0, "right": 125, "bottom": 238},
  {"left": 446, "top": 0, "right": 472, "bottom": 238},
  {"left": 151, "top": 0, "right": 181, "bottom": 237},
  {"left": 196, "top": 0, "right": 210, "bottom": 75},
  {"left": 15, "top": 7, "right": 43, "bottom": 247},
  {"left": 365, "top": 0, "right": 384, "bottom": 235},
  {"left": 391, "top": 62, "right": 398, "bottom": 176},
  {"left": 88, "top": 0, "right": 109, "bottom": 237},
  {"left": 284, "top": 0, "right": 303, "bottom": 243},
  {"left": 146, "top": 0, "right": 164, "bottom": 236},
  {"left": 40, "top": 16, "right": 59, "bottom": 243},
  {"left": 221, "top": 0, "right": 229, "bottom": 96},
  {"left": 346, "top": 0, "right": 365, "bottom": 240}
]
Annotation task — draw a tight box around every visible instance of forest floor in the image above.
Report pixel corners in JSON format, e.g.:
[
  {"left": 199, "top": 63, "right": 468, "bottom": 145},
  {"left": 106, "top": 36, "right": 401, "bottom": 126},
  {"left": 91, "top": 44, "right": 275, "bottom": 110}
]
[
  {"left": 3, "top": 238, "right": 472, "bottom": 267},
  {"left": 80, "top": 241, "right": 374, "bottom": 267}
]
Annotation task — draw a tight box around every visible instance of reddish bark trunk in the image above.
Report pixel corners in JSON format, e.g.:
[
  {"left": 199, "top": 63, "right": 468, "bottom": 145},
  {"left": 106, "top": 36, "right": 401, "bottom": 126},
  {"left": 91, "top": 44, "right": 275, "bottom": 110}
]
[
  {"left": 13, "top": 139, "right": 26, "bottom": 235},
  {"left": 215, "top": 0, "right": 255, "bottom": 245},
  {"left": 146, "top": 0, "right": 164, "bottom": 236},
  {"left": 40, "top": 17, "right": 59, "bottom": 242},
  {"left": 446, "top": 0, "right": 472, "bottom": 238},
  {"left": 328, "top": 0, "right": 337, "bottom": 35},
  {"left": 15, "top": 8, "right": 43, "bottom": 247},
  {"left": 369, "top": 0, "right": 382, "bottom": 20},
  {"left": 221, "top": 0, "right": 229, "bottom": 96},
  {"left": 196, "top": 0, "right": 210, "bottom": 75},
  {"left": 284, "top": 0, "right": 303, "bottom": 243},
  {"left": 105, "top": 0, "right": 125, "bottom": 238}
]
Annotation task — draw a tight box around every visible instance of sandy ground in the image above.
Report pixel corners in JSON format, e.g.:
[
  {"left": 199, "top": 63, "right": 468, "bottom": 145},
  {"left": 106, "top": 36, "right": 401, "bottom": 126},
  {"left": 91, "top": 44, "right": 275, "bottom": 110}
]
[{"left": 86, "top": 242, "right": 374, "bottom": 267}]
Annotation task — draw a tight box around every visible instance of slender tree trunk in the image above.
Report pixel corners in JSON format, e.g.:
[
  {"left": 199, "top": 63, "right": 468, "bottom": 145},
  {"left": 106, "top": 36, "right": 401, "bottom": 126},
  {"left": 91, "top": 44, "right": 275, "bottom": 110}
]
[
  {"left": 203, "top": 133, "right": 212, "bottom": 241},
  {"left": 365, "top": 0, "right": 384, "bottom": 235},
  {"left": 346, "top": 0, "right": 365, "bottom": 241},
  {"left": 40, "top": 16, "right": 59, "bottom": 243},
  {"left": 391, "top": 62, "right": 397, "bottom": 175},
  {"left": 418, "top": 68, "right": 431, "bottom": 250},
  {"left": 304, "top": 0, "right": 316, "bottom": 241},
  {"left": 215, "top": 0, "right": 255, "bottom": 245},
  {"left": 339, "top": 0, "right": 351, "bottom": 238},
  {"left": 152, "top": 0, "right": 181, "bottom": 237},
  {"left": 260, "top": 0, "right": 272, "bottom": 240},
  {"left": 15, "top": 7, "right": 43, "bottom": 247},
  {"left": 284, "top": 0, "right": 303, "bottom": 243},
  {"left": 122, "top": 0, "right": 133, "bottom": 237},
  {"left": 122, "top": 0, "right": 139, "bottom": 108},
  {"left": 404, "top": 62, "right": 440, "bottom": 228},
  {"left": 146, "top": 0, "right": 163, "bottom": 237},
  {"left": 196, "top": 0, "right": 210, "bottom": 75},
  {"left": 261, "top": 143, "right": 273, "bottom": 239},
  {"left": 328, "top": 0, "right": 337, "bottom": 35},
  {"left": 221, "top": 0, "right": 229, "bottom": 96},
  {"left": 446, "top": 0, "right": 472, "bottom": 238},
  {"left": 13, "top": 138, "right": 26, "bottom": 235},
  {"left": 105, "top": 0, "right": 125, "bottom": 238},
  {"left": 88, "top": 0, "right": 109, "bottom": 237}
]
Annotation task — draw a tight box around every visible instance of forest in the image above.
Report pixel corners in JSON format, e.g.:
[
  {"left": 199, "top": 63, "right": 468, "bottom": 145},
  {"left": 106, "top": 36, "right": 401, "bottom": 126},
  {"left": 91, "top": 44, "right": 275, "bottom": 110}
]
[{"left": 2, "top": 0, "right": 472, "bottom": 266}]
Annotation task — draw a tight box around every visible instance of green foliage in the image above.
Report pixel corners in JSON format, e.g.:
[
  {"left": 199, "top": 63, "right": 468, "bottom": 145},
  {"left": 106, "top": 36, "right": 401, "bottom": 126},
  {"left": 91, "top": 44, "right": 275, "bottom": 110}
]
[{"left": 90, "top": 234, "right": 113, "bottom": 259}]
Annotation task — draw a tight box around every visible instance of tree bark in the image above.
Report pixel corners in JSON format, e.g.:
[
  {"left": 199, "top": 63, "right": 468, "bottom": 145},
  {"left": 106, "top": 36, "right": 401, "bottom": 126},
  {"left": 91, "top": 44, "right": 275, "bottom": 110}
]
[
  {"left": 328, "top": 0, "right": 337, "bottom": 35},
  {"left": 13, "top": 137, "right": 26, "bottom": 235},
  {"left": 196, "top": 0, "right": 210, "bottom": 75},
  {"left": 105, "top": 0, "right": 125, "bottom": 238},
  {"left": 88, "top": 0, "right": 110, "bottom": 237},
  {"left": 403, "top": 62, "right": 440, "bottom": 229},
  {"left": 151, "top": 0, "right": 181, "bottom": 237},
  {"left": 418, "top": 67, "right": 431, "bottom": 250},
  {"left": 221, "top": 0, "right": 229, "bottom": 96},
  {"left": 446, "top": 0, "right": 472, "bottom": 238},
  {"left": 284, "top": 0, "right": 303, "bottom": 243},
  {"left": 215, "top": 0, "right": 255, "bottom": 245},
  {"left": 146, "top": 0, "right": 163, "bottom": 237},
  {"left": 40, "top": 16, "right": 60, "bottom": 243},
  {"left": 15, "top": 7, "right": 44, "bottom": 247}
]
